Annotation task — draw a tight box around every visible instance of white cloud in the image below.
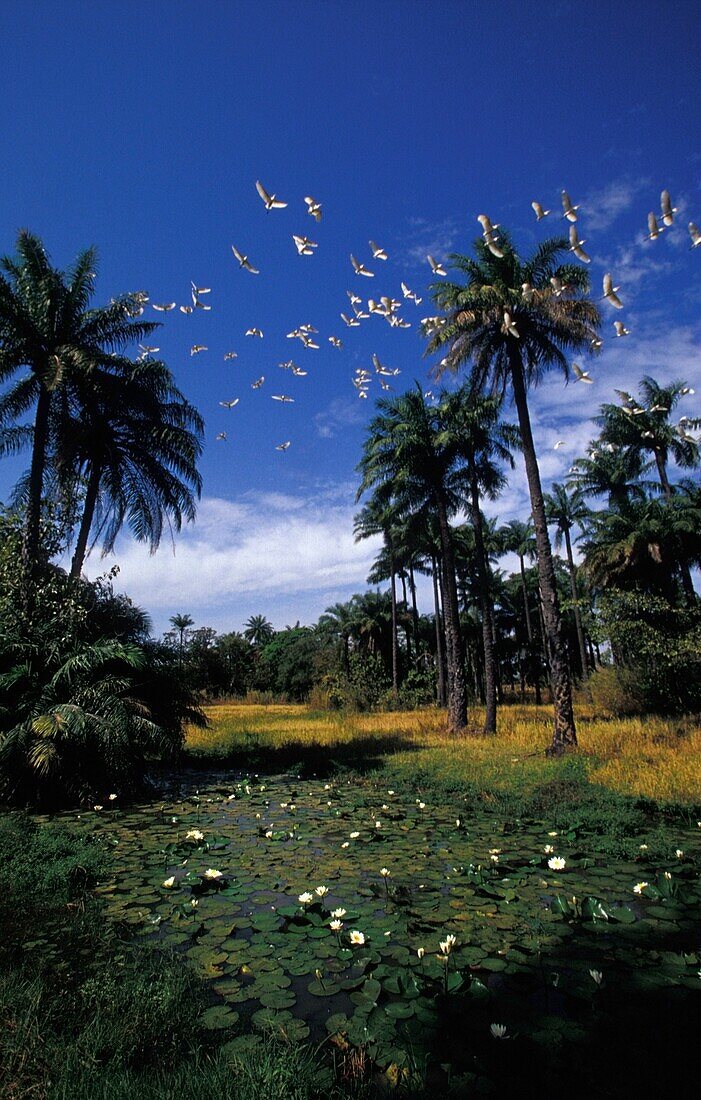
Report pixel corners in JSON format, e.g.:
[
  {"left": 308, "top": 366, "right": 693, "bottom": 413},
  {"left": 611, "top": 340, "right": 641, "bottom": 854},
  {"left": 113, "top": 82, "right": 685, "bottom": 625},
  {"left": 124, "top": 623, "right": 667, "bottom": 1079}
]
[
  {"left": 314, "top": 396, "right": 366, "bottom": 439},
  {"left": 399, "top": 215, "right": 460, "bottom": 267},
  {"left": 582, "top": 177, "right": 649, "bottom": 232}
]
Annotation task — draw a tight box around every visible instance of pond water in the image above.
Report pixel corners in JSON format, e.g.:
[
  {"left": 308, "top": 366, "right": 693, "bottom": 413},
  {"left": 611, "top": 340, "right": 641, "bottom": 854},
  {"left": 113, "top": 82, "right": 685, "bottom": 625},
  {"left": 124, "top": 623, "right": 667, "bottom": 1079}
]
[{"left": 59, "top": 770, "right": 701, "bottom": 1090}]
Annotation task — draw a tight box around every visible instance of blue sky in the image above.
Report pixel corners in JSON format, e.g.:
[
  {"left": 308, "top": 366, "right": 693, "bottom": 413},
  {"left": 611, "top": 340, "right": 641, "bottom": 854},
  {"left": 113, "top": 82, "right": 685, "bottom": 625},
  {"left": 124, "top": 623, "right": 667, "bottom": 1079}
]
[{"left": 1, "top": 0, "right": 700, "bottom": 634}]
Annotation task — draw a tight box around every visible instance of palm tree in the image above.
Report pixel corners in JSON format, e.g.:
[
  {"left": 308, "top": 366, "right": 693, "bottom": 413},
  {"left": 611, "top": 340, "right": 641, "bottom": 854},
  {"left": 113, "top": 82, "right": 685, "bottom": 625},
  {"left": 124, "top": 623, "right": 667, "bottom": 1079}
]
[
  {"left": 440, "top": 388, "right": 514, "bottom": 732},
  {"left": 354, "top": 496, "right": 400, "bottom": 696},
  {"left": 568, "top": 445, "right": 647, "bottom": 512},
  {"left": 243, "top": 614, "right": 275, "bottom": 647},
  {"left": 499, "top": 518, "right": 542, "bottom": 704},
  {"left": 357, "top": 385, "right": 468, "bottom": 732},
  {"left": 0, "top": 231, "right": 156, "bottom": 593},
  {"left": 319, "top": 600, "right": 357, "bottom": 674},
  {"left": 169, "top": 612, "right": 194, "bottom": 668},
  {"left": 429, "top": 233, "right": 601, "bottom": 750},
  {"left": 544, "top": 483, "right": 591, "bottom": 682},
  {"left": 56, "top": 357, "right": 204, "bottom": 579}
]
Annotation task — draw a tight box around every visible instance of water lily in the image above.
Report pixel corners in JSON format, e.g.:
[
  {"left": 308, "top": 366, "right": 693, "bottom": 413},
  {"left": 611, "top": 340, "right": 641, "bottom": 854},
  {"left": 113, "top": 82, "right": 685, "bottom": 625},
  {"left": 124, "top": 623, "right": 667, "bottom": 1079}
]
[
  {"left": 331, "top": 908, "right": 346, "bottom": 919},
  {"left": 162, "top": 876, "right": 176, "bottom": 888},
  {"left": 639, "top": 843, "right": 648, "bottom": 851},
  {"left": 185, "top": 829, "right": 204, "bottom": 842},
  {"left": 204, "top": 868, "right": 223, "bottom": 880},
  {"left": 298, "top": 892, "right": 313, "bottom": 906},
  {"left": 633, "top": 882, "right": 649, "bottom": 894},
  {"left": 548, "top": 831, "right": 558, "bottom": 837},
  {"left": 417, "top": 802, "right": 426, "bottom": 810},
  {"left": 490, "top": 854, "right": 500, "bottom": 864},
  {"left": 329, "top": 919, "right": 343, "bottom": 931},
  {"left": 265, "top": 829, "right": 274, "bottom": 839},
  {"left": 190, "top": 898, "right": 199, "bottom": 908},
  {"left": 315, "top": 885, "right": 329, "bottom": 897},
  {"left": 589, "top": 969, "right": 603, "bottom": 986},
  {"left": 439, "top": 934, "right": 457, "bottom": 955},
  {"left": 544, "top": 845, "right": 554, "bottom": 854},
  {"left": 93, "top": 805, "right": 103, "bottom": 811},
  {"left": 108, "top": 793, "right": 118, "bottom": 801},
  {"left": 490, "top": 1023, "right": 508, "bottom": 1039},
  {"left": 380, "top": 867, "right": 391, "bottom": 877},
  {"left": 349, "top": 831, "right": 360, "bottom": 839},
  {"left": 349, "top": 930, "right": 365, "bottom": 945},
  {"left": 341, "top": 841, "right": 349, "bottom": 848},
  {"left": 417, "top": 947, "right": 425, "bottom": 959},
  {"left": 548, "top": 857, "right": 566, "bottom": 871},
  {"left": 675, "top": 849, "right": 684, "bottom": 859}
]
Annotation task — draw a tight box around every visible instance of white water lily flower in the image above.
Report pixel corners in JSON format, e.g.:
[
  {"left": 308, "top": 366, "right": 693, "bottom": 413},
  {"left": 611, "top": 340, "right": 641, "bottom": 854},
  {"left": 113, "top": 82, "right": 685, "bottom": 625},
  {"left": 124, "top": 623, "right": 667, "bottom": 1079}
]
[
  {"left": 185, "top": 829, "right": 204, "bottom": 842},
  {"left": 330, "top": 919, "right": 343, "bottom": 932},
  {"left": 589, "top": 970, "right": 603, "bottom": 986},
  {"left": 315, "top": 886, "right": 329, "bottom": 897},
  {"left": 375, "top": 821, "right": 382, "bottom": 828},
  {"left": 548, "top": 831, "right": 558, "bottom": 837},
  {"left": 162, "top": 876, "right": 176, "bottom": 888},
  {"left": 639, "top": 844, "right": 648, "bottom": 851},
  {"left": 548, "top": 857, "right": 566, "bottom": 871},
  {"left": 664, "top": 871, "right": 672, "bottom": 880},
  {"left": 331, "top": 908, "right": 346, "bottom": 919},
  {"left": 439, "top": 934, "right": 457, "bottom": 955},
  {"left": 265, "top": 829, "right": 274, "bottom": 839},
  {"left": 633, "top": 882, "right": 648, "bottom": 894},
  {"left": 93, "top": 805, "right": 103, "bottom": 811},
  {"left": 456, "top": 819, "right": 461, "bottom": 827},
  {"left": 417, "top": 947, "right": 425, "bottom": 959},
  {"left": 380, "top": 868, "right": 391, "bottom": 877},
  {"left": 204, "top": 868, "right": 223, "bottom": 880},
  {"left": 675, "top": 849, "right": 684, "bottom": 859},
  {"left": 349, "top": 831, "right": 360, "bottom": 839},
  {"left": 387, "top": 790, "right": 395, "bottom": 795},
  {"left": 349, "top": 930, "right": 365, "bottom": 945},
  {"left": 490, "top": 854, "right": 500, "bottom": 863},
  {"left": 190, "top": 898, "right": 199, "bottom": 908},
  {"left": 108, "top": 793, "right": 118, "bottom": 801},
  {"left": 490, "top": 1023, "right": 508, "bottom": 1039},
  {"left": 341, "top": 842, "right": 349, "bottom": 849},
  {"left": 417, "top": 802, "right": 426, "bottom": 810},
  {"left": 298, "top": 892, "right": 313, "bottom": 905},
  {"left": 544, "top": 845, "right": 554, "bottom": 854}
]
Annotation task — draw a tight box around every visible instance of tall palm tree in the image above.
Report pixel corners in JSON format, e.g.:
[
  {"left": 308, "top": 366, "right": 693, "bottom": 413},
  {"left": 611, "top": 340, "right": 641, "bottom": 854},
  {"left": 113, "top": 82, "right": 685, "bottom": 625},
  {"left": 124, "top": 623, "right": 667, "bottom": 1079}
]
[
  {"left": 169, "top": 612, "right": 194, "bottom": 668},
  {"left": 354, "top": 496, "right": 400, "bottom": 696},
  {"left": 357, "top": 385, "right": 468, "bottom": 732},
  {"left": 243, "top": 614, "right": 275, "bottom": 647},
  {"left": 568, "top": 445, "right": 647, "bottom": 512},
  {"left": 319, "top": 599, "right": 357, "bottom": 674},
  {"left": 440, "top": 388, "right": 514, "bottom": 732},
  {"left": 544, "top": 482, "right": 591, "bottom": 681},
  {"left": 429, "top": 234, "right": 601, "bottom": 750},
  {"left": 56, "top": 357, "right": 203, "bottom": 579},
  {"left": 0, "top": 231, "right": 156, "bottom": 592}
]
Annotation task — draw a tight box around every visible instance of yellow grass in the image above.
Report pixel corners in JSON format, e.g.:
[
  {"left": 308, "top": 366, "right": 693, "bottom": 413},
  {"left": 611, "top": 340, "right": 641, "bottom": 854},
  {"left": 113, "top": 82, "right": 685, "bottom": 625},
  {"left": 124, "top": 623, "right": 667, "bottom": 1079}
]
[{"left": 185, "top": 704, "right": 701, "bottom": 805}]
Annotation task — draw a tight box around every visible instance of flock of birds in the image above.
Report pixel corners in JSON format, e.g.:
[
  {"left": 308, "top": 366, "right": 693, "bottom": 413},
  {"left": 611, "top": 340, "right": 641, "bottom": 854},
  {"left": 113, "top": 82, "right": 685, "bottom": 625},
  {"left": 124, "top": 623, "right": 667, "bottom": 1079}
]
[{"left": 130, "top": 182, "right": 699, "bottom": 452}]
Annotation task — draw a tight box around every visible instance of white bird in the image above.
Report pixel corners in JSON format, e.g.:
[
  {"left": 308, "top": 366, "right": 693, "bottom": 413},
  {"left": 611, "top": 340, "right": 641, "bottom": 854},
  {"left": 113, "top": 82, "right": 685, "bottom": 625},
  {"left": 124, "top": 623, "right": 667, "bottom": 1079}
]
[
  {"left": 256, "top": 180, "right": 287, "bottom": 209},
  {"left": 368, "top": 298, "right": 386, "bottom": 315},
  {"left": 531, "top": 201, "right": 550, "bottom": 220},
  {"left": 650, "top": 403, "right": 668, "bottom": 413},
  {"left": 388, "top": 315, "right": 411, "bottom": 329},
  {"left": 351, "top": 254, "right": 374, "bottom": 277},
  {"left": 660, "top": 189, "right": 677, "bottom": 227},
  {"left": 369, "top": 240, "right": 388, "bottom": 260},
  {"left": 232, "top": 245, "right": 260, "bottom": 274},
  {"left": 194, "top": 297, "right": 211, "bottom": 311},
  {"left": 276, "top": 440, "right": 291, "bottom": 450},
  {"left": 291, "top": 365, "right": 308, "bottom": 377},
  {"left": 138, "top": 344, "right": 160, "bottom": 355},
  {"left": 347, "top": 290, "right": 362, "bottom": 305},
  {"left": 561, "top": 190, "right": 579, "bottom": 222},
  {"left": 615, "top": 389, "right": 634, "bottom": 403},
  {"left": 251, "top": 376, "right": 264, "bottom": 389},
  {"left": 689, "top": 222, "right": 701, "bottom": 248},
  {"left": 341, "top": 312, "right": 360, "bottom": 327},
  {"left": 219, "top": 398, "right": 240, "bottom": 408},
  {"left": 352, "top": 302, "right": 369, "bottom": 319},
  {"left": 300, "top": 335, "right": 319, "bottom": 349},
  {"left": 614, "top": 321, "right": 630, "bottom": 337},
  {"left": 179, "top": 305, "right": 193, "bottom": 314},
  {"left": 304, "top": 196, "right": 322, "bottom": 221},
  {"left": 401, "top": 281, "right": 422, "bottom": 304},
  {"left": 279, "top": 359, "right": 294, "bottom": 370},
  {"left": 680, "top": 386, "right": 695, "bottom": 395},
  {"left": 550, "top": 276, "right": 566, "bottom": 297},
  {"left": 379, "top": 379, "right": 392, "bottom": 391},
  {"left": 569, "top": 225, "right": 591, "bottom": 263},
  {"left": 329, "top": 336, "right": 342, "bottom": 348},
  {"left": 646, "top": 213, "right": 664, "bottom": 241},
  {"left": 372, "top": 353, "right": 400, "bottom": 376},
  {"left": 502, "top": 311, "right": 519, "bottom": 338},
  {"left": 215, "top": 432, "right": 227, "bottom": 441},
  {"left": 272, "top": 394, "right": 294, "bottom": 402},
  {"left": 427, "top": 254, "right": 446, "bottom": 276},
  {"left": 477, "top": 213, "right": 499, "bottom": 237},
  {"left": 190, "top": 345, "right": 207, "bottom": 355},
  {"left": 602, "top": 273, "right": 623, "bottom": 309},
  {"left": 572, "top": 362, "right": 593, "bottom": 383},
  {"left": 191, "top": 283, "right": 211, "bottom": 296},
  {"left": 521, "top": 282, "right": 534, "bottom": 302},
  {"left": 293, "top": 235, "right": 318, "bottom": 256},
  {"left": 554, "top": 440, "right": 566, "bottom": 449},
  {"left": 224, "top": 351, "right": 238, "bottom": 360},
  {"left": 152, "top": 302, "right": 176, "bottom": 312},
  {"left": 591, "top": 336, "right": 603, "bottom": 350},
  {"left": 245, "top": 328, "right": 263, "bottom": 338}
]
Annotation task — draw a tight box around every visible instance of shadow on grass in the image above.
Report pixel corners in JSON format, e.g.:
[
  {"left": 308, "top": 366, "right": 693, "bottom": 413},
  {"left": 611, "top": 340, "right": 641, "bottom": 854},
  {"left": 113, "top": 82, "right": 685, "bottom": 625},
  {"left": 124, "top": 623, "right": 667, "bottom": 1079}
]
[{"left": 180, "top": 732, "right": 425, "bottom": 778}]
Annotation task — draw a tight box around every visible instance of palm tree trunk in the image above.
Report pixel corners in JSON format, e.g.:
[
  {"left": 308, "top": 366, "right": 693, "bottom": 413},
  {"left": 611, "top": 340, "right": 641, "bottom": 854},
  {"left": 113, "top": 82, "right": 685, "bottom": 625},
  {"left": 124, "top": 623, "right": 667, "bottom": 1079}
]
[
  {"left": 388, "top": 537, "right": 399, "bottom": 696},
  {"left": 563, "top": 525, "right": 589, "bottom": 682},
  {"left": 21, "top": 385, "right": 52, "bottom": 606},
  {"left": 509, "top": 346, "right": 577, "bottom": 750},
  {"left": 519, "top": 556, "right": 542, "bottom": 705},
  {"left": 469, "top": 471, "right": 497, "bottom": 733},
  {"left": 655, "top": 452, "right": 695, "bottom": 603},
  {"left": 431, "top": 555, "right": 447, "bottom": 706},
  {"left": 409, "top": 561, "right": 421, "bottom": 664},
  {"left": 435, "top": 490, "right": 468, "bottom": 733},
  {"left": 70, "top": 462, "right": 102, "bottom": 580}
]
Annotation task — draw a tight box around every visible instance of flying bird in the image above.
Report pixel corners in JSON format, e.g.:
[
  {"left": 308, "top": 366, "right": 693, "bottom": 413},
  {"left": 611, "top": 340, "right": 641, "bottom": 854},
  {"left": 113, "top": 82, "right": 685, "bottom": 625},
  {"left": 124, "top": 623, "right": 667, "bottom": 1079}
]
[
  {"left": 341, "top": 312, "right": 360, "bottom": 327},
  {"left": 190, "top": 345, "right": 207, "bottom": 355},
  {"left": 572, "top": 362, "right": 593, "bottom": 383},
  {"left": 646, "top": 213, "right": 664, "bottom": 241},
  {"left": 232, "top": 245, "right": 260, "bottom": 273},
  {"left": 290, "top": 365, "right": 308, "bottom": 376},
  {"left": 191, "top": 283, "right": 211, "bottom": 296},
  {"left": 329, "top": 336, "right": 342, "bottom": 347},
  {"left": 179, "top": 305, "right": 193, "bottom": 314},
  {"left": 689, "top": 222, "right": 701, "bottom": 248},
  {"left": 251, "top": 376, "right": 264, "bottom": 389},
  {"left": 272, "top": 394, "right": 294, "bottom": 402},
  {"left": 293, "top": 235, "right": 318, "bottom": 256},
  {"left": 660, "top": 189, "right": 677, "bottom": 227},
  {"left": 369, "top": 240, "right": 388, "bottom": 260},
  {"left": 215, "top": 432, "right": 227, "bottom": 441},
  {"left": 550, "top": 276, "right": 566, "bottom": 297},
  {"left": 223, "top": 351, "right": 238, "bottom": 360},
  {"left": 152, "top": 302, "right": 176, "bottom": 312},
  {"left": 569, "top": 225, "right": 591, "bottom": 263},
  {"left": 304, "top": 196, "right": 322, "bottom": 221},
  {"left": 477, "top": 213, "right": 499, "bottom": 236},
  {"left": 531, "top": 201, "right": 550, "bottom": 220},
  {"left": 245, "top": 327, "right": 264, "bottom": 338},
  {"left": 256, "top": 180, "right": 287, "bottom": 209},
  {"left": 347, "top": 290, "right": 362, "bottom": 305},
  {"left": 401, "top": 281, "right": 422, "bottom": 304},
  {"left": 614, "top": 321, "right": 630, "bottom": 337},
  {"left": 276, "top": 441, "right": 291, "bottom": 450},
  {"left": 602, "top": 273, "right": 623, "bottom": 309},
  {"left": 502, "top": 311, "right": 519, "bottom": 338},
  {"left": 219, "top": 398, "right": 240, "bottom": 408},
  {"left": 554, "top": 440, "right": 566, "bottom": 449},
  {"left": 351, "top": 254, "right": 374, "bottom": 277},
  {"left": 561, "top": 190, "right": 579, "bottom": 222},
  {"left": 427, "top": 255, "right": 446, "bottom": 276}
]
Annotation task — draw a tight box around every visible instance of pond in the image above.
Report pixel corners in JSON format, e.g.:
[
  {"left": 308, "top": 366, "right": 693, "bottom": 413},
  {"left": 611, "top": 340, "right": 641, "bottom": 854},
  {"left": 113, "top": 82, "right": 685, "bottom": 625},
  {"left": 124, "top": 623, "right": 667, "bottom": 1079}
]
[{"left": 54, "top": 770, "right": 701, "bottom": 1091}]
